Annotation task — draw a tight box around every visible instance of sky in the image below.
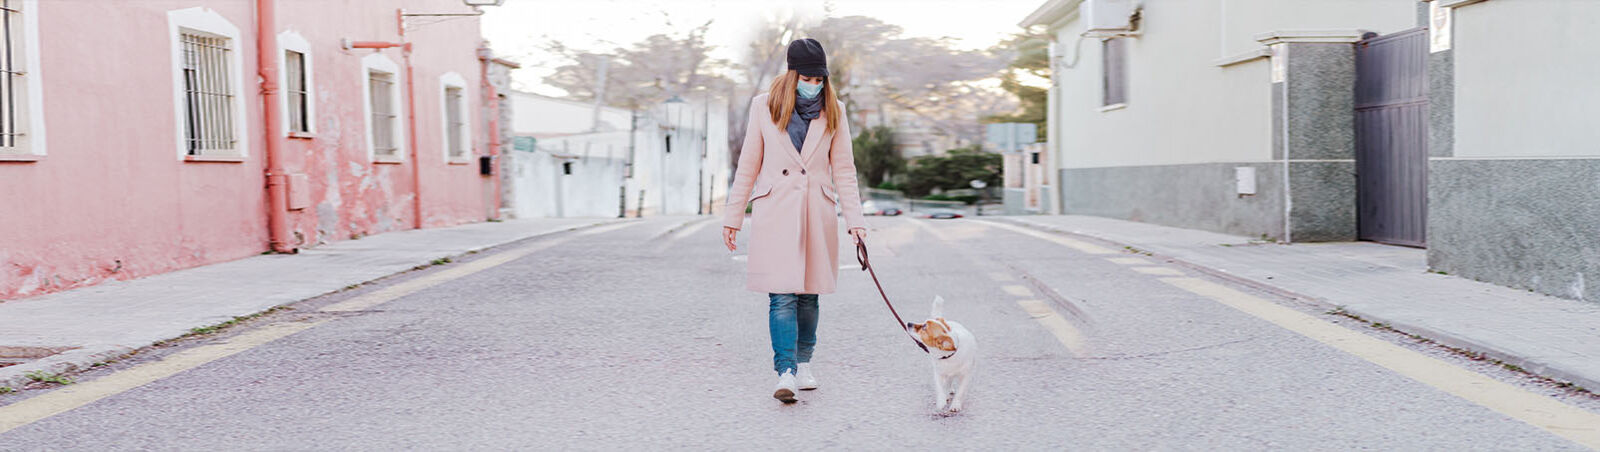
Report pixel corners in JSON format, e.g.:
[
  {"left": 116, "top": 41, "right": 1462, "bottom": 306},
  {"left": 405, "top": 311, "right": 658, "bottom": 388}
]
[{"left": 480, "top": 0, "right": 1047, "bottom": 96}]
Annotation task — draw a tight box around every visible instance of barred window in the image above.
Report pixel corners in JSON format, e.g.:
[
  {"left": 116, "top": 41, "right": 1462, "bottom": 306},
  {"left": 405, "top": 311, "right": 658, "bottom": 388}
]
[
  {"left": 1102, "top": 37, "right": 1128, "bottom": 107},
  {"left": 180, "top": 31, "right": 236, "bottom": 154},
  {"left": 444, "top": 86, "right": 464, "bottom": 159},
  {"left": 285, "top": 50, "right": 308, "bottom": 133},
  {"left": 368, "top": 71, "right": 397, "bottom": 157}
]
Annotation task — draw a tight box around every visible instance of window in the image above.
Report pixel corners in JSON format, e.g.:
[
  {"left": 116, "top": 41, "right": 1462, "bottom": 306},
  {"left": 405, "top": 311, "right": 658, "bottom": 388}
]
[
  {"left": 439, "top": 72, "right": 469, "bottom": 162},
  {"left": 0, "top": 0, "right": 42, "bottom": 158},
  {"left": 168, "top": 7, "right": 247, "bottom": 159},
  {"left": 1102, "top": 37, "right": 1128, "bottom": 107},
  {"left": 180, "top": 32, "right": 236, "bottom": 155},
  {"left": 368, "top": 71, "right": 397, "bottom": 157},
  {"left": 278, "top": 31, "right": 314, "bottom": 136},
  {"left": 285, "top": 50, "right": 308, "bottom": 133},
  {"left": 360, "top": 53, "right": 403, "bottom": 161},
  {"left": 444, "top": 87, "right": 463, "bottom": 159}
]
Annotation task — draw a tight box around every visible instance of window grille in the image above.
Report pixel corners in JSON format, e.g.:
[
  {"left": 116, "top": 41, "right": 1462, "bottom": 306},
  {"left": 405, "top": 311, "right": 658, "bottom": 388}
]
[
  {"left": 180, "top": 31, "right": 236, "bottom": 154},
  {"left": 1102, "top": 37, "right": 1128, "bottom": 106},
  {"left": 285, "top": 50, "right": 308, "bottom": 133},
  {"left": 445, "top": 86, "right": 464, "bottom": 159},
  {"left": 369, "top": 71, "right": 397, "bottom": 157},
  {"left": 0, "top": 0, "right": 19, "bottom": 151}
]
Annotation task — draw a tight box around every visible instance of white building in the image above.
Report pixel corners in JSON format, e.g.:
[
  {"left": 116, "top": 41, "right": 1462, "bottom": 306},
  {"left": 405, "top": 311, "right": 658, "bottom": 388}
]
[
  {"left": 504, "top": 93, "right": 729, "bottom": 218},
  {"left": 1022, "top": 0, "right": 1600, "bottom": 302}
]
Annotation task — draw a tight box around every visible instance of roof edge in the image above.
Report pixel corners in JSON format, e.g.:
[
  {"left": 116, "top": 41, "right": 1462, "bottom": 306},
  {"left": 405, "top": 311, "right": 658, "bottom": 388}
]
[{"left": 1019, "top": 0, "right": 1083, "bottom": 29}]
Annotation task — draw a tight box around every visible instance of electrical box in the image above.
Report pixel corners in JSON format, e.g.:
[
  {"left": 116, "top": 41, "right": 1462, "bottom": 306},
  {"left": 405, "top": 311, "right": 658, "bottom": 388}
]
[
  {"left": 1235, "top": 167, "right": 1257, "bottom": 196},
  {"left": 286, "top": 173, "right": 310, "bottom": 210},
  {"left": 1084, "top": 0, "right": 1137, "bottom": 33}
]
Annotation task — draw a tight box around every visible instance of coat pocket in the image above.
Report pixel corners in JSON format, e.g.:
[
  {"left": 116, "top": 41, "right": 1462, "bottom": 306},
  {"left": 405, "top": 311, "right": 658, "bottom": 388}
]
[
  {"left": 820, "top": 185, "right": 838, "bottom": 205},
  {"left": 749, "top": 184, "right": 774, "bottom": 203}
]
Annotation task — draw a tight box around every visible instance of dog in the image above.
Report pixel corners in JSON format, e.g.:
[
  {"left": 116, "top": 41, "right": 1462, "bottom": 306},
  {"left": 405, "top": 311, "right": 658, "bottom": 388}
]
[{"left": 906, "top": 295, "right": 978, "bottom": 412}]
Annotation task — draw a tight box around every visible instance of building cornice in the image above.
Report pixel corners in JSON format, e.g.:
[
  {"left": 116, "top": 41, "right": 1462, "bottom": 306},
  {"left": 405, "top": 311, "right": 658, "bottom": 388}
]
[{"left": 1254, "top": 29, "right": 1369, "bottom": 46}]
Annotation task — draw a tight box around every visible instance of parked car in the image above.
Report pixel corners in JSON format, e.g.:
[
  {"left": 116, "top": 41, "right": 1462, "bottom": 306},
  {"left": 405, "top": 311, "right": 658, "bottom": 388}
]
[
  {"left": 862, "top": 200, "right": 904, "bottom": 216},
  {"left": 917, "top": 207, "right": 964, "bottom": 219}
]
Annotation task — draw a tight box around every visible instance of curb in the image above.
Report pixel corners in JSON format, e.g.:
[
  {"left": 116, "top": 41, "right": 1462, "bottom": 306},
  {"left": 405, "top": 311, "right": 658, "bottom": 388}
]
[
  {"left": 989, "top": 216, "right": 1600, "bottom": 393},
  {"left": 0, "top": 219, "right": 623, "bottom": 392}
]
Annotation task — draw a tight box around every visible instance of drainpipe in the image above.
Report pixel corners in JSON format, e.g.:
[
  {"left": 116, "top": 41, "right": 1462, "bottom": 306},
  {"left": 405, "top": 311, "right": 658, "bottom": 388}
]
[
  {"left": 477, "top": 46, "right": 506, "bottom": 220},
  {"left": 348, "top": 23, "right": 421, "bottom": 229},
  {"left": 257, "top": 0, "right": 295, "bottom": 253}
]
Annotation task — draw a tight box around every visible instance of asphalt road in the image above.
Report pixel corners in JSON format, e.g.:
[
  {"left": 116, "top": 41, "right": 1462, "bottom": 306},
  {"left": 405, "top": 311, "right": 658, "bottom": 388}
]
[{"left": 1, "top": 215, "right": 1596, "bottom": 450}]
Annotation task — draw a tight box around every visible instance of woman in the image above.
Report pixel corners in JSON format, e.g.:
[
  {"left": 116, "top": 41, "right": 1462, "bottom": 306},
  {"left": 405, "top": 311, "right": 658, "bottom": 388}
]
[{"left": 721, "top": 38, "right": 867, "bottom": 404}]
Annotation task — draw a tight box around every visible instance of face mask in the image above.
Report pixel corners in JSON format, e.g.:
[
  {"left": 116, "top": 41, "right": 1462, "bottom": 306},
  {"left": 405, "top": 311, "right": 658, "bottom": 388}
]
[{"left": 796, "top": 80, "right": 823, "bottom": 99}]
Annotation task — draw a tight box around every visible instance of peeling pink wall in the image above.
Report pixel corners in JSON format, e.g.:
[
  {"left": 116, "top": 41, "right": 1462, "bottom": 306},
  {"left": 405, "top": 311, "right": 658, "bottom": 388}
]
[{"left": 0, "top": 0, "right": 494, "bottom": 300}]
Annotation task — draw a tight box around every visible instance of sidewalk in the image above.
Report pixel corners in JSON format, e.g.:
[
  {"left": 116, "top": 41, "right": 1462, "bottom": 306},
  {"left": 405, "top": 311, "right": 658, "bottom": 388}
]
[
  {"left": 994, "top": 215, "right": 1600, "bottom": 392},
  {"left": 0, "top": 217, "right": 626, "bottom": 389}
]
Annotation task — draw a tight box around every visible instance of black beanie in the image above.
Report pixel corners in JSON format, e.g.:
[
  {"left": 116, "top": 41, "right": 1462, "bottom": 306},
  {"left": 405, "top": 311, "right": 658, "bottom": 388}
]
[{"left": 786, "top": 38, "right": 828, "bottom": 77}]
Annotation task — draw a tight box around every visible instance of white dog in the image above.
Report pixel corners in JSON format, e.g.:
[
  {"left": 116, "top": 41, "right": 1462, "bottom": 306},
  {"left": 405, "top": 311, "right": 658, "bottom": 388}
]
[{"left": 906, "top": 295, "right": 978, "bottom": 412}]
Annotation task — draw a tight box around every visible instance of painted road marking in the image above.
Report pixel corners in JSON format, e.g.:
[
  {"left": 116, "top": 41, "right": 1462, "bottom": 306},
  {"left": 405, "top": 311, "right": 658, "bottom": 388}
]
[
  {"left": 669, "top": 217, "right": 715, "bottom": 241},
  {"left": 577, "top": 221, "right": 640, "bottom": 236},
  {"left": 0, "top": 320, "right": 325, "bottom": 435},
  {"left": 1161, "top": 277, "right": 1600, "bottom": 449},
  {"left": 1107, "top": 257, "right": 1148, "bottom": 265},
  {"left": 1002, "top": 285, "right": 1033, "bottom": 297},
  {"left": 0, "top": 222, "right": 625, "bottom": 434},
  {"left": 979, "top": 221, "right": 1116, "bottom": 255},
  {"left": 322, "top": 233, "right": 590, "bottom": 312},
  {"left": 988, "top": 272, "right": 1014, "bottom": 282},
  {"left": 1017, "top": 299, "right": 1087, "bottom": 357},
  {"left": 1131, "top": 267, "right": 1184, "bottom": 276}
]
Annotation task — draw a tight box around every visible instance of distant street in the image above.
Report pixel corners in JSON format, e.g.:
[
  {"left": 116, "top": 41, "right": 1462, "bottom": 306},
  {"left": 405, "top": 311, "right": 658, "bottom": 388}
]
[{"left": 0, "top": 216, "right": 1595, "bottom": 450}]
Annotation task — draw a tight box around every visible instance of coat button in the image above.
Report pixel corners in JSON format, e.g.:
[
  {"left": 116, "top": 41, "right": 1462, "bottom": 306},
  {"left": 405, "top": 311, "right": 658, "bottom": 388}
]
[
  {"left": 800, "top": 169, "right": 807, "bottom": 175},
  {"left": 781, "top": 169, "right": 789, "bottom": 176}
]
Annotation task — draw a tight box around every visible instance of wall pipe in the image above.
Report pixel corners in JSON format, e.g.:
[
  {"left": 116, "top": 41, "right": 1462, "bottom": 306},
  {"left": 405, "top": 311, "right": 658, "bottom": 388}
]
[
  {"left": 257, "top": 0, "right": 295, "bottom": 253},
  {"left": 477, "top": 46, "right": 506, "bottom": 220}
]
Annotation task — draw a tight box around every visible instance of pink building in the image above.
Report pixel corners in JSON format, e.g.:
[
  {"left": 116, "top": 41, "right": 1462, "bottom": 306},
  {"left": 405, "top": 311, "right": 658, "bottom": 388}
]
[{"left": 0, "top": 0, "right": 506, "bottom": 300}]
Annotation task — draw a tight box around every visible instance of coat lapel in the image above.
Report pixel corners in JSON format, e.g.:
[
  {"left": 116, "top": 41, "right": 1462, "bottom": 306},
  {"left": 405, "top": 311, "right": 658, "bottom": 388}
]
[{"left": 797, "top": 117, "right": 830, "bottom": 166}]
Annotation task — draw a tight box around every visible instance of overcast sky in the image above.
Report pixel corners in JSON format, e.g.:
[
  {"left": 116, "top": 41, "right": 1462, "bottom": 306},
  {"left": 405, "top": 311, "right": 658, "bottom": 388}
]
[{"left": 481, "top": 0, "right": 1046, "bottom": 96}]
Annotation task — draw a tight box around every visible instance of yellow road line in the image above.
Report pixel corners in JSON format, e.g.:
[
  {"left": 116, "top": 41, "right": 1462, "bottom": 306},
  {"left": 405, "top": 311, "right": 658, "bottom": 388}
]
[
  {"left": 669, "top": 217, "right": 714, "bottom": 241},
  {"left": 1161, "top": 277, "right": 1600, "bottom": 449},
  {"left": 322, "top": 234, "right": 580, "bottom": 312},
  {"left": 1107, "top": 257, "right": 1148, "bottom": 265},
  {"left": 1002, "top": 285, "right": 1033, "bottom": 297},
  {"left": 980, "top": 221, "right": 1117, "bottom": 255},
  {"left": 0, "top": 320, "right": 325, "bottom": 435},
  {"left": 1131, "top": 267, "right": 1184, "bottom": 276},
  {"left": 1017, "top": 299, "right": 1088, "bottom": 357},
  {"left": 0, "top": 221, "right": 626, "bottom": 436}
]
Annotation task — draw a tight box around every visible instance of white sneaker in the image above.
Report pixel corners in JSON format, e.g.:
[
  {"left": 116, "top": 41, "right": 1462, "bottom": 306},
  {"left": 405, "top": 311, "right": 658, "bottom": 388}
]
[
  {"left": 773, "top": 371, "right": 798, "bottom": 403},
  {"left": 795, "top": 363, "right": 819, "bottom": 390}
]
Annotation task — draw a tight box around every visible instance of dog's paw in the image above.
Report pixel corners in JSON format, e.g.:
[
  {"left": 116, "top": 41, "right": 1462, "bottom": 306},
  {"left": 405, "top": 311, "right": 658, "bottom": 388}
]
[
  {"left": 934, "top": 399, "right": 948, "bottom": 411},
  {"left": 947, "top": 401, "right": 963, "bottom": 413}
]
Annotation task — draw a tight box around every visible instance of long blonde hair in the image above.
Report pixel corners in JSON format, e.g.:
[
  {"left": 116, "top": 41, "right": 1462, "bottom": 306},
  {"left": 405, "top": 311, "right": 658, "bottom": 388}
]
[{"left": 767, "top": 70, "right": 840, "bottom": 135}]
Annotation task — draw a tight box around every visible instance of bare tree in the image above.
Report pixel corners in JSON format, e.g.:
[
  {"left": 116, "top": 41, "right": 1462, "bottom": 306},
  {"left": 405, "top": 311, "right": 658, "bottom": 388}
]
[{"left": 542, "top": 21, "right": 734, "bottom": 110}]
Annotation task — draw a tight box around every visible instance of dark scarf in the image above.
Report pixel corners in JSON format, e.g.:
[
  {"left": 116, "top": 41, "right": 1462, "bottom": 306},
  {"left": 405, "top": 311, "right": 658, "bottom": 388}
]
[{"left": 787, "top": 94, "right": 822, "bottom": 152}]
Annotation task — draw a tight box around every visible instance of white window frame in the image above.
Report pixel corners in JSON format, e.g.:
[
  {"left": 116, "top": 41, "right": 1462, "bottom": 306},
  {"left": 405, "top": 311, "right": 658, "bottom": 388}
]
[
  {"left": 360, "top": 53, "right": 405, "bottom": 162},
  {"left": 1101, "top": 37, "right": 1129, "bottom": 109},
  {"left": 278, "top": 30, "right": 315, "bottom": 137},
  {"left": 0, "top": 0, "right": 44, "bottom": 159},
  {"left": 167, "top": 7, "right": 248, "bottom": 160},
  {"left": 438, "top": 71, "right": 470, "bottom": 164}
]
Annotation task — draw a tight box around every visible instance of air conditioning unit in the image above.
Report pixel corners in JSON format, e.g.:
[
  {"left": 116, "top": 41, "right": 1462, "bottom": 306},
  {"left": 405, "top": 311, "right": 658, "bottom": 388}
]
[{"left": 1083, "top": 0, "right": 1138, "bottom": 33}]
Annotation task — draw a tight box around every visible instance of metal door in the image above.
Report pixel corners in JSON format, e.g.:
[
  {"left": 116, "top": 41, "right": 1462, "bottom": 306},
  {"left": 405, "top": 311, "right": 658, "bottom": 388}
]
[{"left": 1354, "top": 28, "right": 1429, "bottom": 247}]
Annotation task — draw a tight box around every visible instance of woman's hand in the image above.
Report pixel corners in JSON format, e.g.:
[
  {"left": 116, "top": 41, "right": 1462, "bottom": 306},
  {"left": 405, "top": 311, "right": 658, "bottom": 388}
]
[
  {"left": 723, "top": 226, "right": 739, "bottom": 252},
  {"left": 849, "top": 227, "right": 867, "bottom": 243}
]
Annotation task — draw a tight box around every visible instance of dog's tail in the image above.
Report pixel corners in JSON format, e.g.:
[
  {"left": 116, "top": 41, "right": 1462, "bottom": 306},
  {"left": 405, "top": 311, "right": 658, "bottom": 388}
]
[{"left": 931, "top": 295, "right": 945, "bottom": 318}]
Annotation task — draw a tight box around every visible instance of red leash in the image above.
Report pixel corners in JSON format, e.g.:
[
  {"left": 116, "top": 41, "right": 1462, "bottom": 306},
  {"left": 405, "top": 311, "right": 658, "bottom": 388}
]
[{"left": 855, "top": 238, "right": 930, "bottom": 353}]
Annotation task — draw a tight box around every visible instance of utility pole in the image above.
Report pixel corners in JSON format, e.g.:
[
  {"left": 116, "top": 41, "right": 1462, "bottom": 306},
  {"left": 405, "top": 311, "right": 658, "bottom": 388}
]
[{"left": 697, "top": 91, "right": 708, "bottom": 215}]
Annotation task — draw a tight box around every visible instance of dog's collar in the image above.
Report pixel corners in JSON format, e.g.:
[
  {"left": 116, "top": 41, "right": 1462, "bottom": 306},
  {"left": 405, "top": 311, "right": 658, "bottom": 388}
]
[{"left": 938, "top": 348, "right": 957, "bottom": 360}]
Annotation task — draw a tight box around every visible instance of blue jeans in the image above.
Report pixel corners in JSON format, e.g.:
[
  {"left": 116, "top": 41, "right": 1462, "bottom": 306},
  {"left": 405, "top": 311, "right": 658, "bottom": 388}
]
[{"left": 768, "top": 293, "right": 819, "bottom": 375}]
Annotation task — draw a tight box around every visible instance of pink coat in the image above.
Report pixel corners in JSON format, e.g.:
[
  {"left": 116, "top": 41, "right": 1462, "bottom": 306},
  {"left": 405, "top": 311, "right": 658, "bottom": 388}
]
[{"left": 723, "top": 93, "right": 867, "bottom": 294}]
